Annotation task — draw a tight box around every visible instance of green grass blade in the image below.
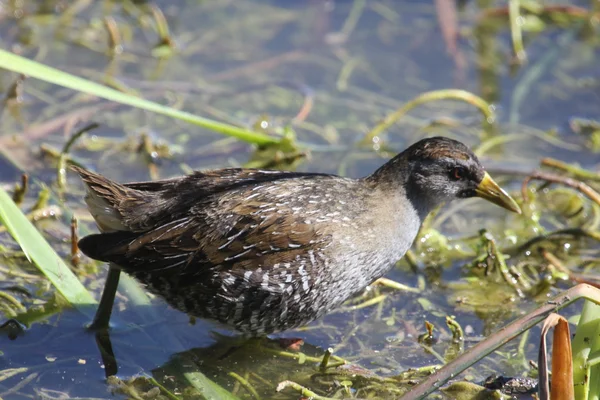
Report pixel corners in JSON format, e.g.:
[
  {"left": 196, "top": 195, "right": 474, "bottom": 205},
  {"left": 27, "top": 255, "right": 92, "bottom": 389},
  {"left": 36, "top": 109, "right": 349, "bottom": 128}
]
[
  {"left": 572, "top": 299, "right": 600, "bottom": 400},
  {"left": 171, "top": 353, "right": 241, "bottom": 400},
  {"left": 0, "top": 49, "right": 278, "bottom": 146},
  {"left": 0, "top": 186, "right": 96, "bottom": 316},
  {"left": 184, "top": 370, "right": 242, "bottom": 400}
]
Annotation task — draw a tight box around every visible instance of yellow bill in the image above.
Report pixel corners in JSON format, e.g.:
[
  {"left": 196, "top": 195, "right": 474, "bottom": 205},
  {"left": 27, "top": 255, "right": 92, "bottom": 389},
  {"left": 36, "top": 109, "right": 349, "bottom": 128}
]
[{"left": 475, "top": 172, "right": 521, "bottom": 214}]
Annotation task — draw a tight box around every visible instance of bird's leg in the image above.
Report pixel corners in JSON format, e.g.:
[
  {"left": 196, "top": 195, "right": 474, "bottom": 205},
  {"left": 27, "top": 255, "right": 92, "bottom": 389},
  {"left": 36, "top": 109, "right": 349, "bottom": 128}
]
[
  {"left": 88, "top": 264, "right": 121, "bottom": 331},
  {"left": 95, "top": 328, "right": 118, "bottom": 376}
]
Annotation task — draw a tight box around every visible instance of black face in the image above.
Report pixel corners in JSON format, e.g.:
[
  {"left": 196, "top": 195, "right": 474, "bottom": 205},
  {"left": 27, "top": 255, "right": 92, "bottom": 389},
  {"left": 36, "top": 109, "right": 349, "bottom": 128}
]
[
  {"left": 410, "top": 156, "right": 485, "bottom": 201},
  {"left": 399, "top": 137, "right": 487, "bottom": 206}
]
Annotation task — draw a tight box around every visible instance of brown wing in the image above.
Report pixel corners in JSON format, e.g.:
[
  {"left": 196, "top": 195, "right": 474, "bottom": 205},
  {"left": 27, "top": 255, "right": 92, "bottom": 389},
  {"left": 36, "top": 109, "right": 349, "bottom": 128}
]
[
  {"left": 75, "top": 166, "right": 338, "bottom": 283},
  {"left": 78, "top": 198, "right": 329, "bottom": 286},
  {"left": 72, "top": 165, "right": 332, "bottom": 232}
]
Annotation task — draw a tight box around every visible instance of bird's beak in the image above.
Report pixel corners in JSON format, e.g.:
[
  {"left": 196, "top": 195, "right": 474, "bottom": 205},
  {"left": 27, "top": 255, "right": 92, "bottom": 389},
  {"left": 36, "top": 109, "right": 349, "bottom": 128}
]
[{"left": 475, "top": 172, "right": 522, "bottom": 214}]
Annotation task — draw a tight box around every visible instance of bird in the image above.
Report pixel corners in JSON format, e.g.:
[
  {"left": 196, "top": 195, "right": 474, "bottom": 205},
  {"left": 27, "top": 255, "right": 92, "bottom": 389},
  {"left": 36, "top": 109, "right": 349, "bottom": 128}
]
[{"left": 73, "top": 136, "right": 521, "bottom": 335}]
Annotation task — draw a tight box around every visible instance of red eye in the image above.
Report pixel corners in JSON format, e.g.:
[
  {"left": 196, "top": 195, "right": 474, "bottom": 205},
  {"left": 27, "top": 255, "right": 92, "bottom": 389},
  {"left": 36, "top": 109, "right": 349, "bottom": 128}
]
[{"left": 452, "top": 168, "right": 464, "bottom": 180}]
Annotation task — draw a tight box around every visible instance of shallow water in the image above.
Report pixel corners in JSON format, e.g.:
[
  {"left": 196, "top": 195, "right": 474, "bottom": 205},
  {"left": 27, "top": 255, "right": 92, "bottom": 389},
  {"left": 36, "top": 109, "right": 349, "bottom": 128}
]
[{"left": 0, "top": 0, "right": 599, "bottom": 399}]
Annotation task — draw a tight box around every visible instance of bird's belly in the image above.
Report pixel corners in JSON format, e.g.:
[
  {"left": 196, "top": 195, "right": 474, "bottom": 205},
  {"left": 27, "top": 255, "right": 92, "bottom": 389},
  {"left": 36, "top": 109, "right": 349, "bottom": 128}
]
[
  {"left": 134, "top": 268, "right": 327, "bottom": 335},
  {"left": 130, "top": 220, "right": 418, "bottom": 335}
]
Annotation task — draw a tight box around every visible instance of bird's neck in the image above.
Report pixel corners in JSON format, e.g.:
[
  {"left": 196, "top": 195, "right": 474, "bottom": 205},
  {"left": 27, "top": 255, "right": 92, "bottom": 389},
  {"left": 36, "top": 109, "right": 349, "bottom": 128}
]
[
  {"left": 365, "top": 155, "right": 442, "bottom": 220},
  {"left": 403, "top": 179, "right": 445, "bottom": 220},
  {"left": 365, "top": 153, "right": 409, "bottom": 187}
]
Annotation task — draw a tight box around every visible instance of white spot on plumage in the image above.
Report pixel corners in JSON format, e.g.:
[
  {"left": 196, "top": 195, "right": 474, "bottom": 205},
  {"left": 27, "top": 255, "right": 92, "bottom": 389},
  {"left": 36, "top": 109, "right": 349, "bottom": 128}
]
[
  {"left": 223, "top": 273, "right": 235, "bottom": 286},
  {"left": 218, "top": 228, "right": 246, "bottom": 250},
  {"left": 261, "top": 272, "right": 270, "bottom": 289},
  {"left": 302, "top": 277, "right": 310, "bottom": 293},
  {"left": 224, "top": 248, "right": 251, "bottom": 261},
  {"left": 298, "top": 265, "right": 306, "bottom": 276},
  {"left": 308, "top": 250, "right": 316, "bottom": 267}
]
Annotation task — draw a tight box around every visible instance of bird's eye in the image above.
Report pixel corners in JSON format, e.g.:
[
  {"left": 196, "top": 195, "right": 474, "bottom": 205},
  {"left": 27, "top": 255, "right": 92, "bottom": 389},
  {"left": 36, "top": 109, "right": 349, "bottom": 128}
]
[{"left": 451, "top": 167, "right": 466, "bottom": 180}]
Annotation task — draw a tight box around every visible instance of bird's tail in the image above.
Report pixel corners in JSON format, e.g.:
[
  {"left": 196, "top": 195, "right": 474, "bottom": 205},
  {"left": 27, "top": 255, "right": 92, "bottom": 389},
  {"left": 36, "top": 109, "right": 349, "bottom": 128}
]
[{"left": 71, "top": 165, "right": 159, "bottom": 233}]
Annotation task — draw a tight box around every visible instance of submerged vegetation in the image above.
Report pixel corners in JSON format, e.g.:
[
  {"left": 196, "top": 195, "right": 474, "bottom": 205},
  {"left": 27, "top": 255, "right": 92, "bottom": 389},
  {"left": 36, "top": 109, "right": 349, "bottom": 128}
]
[{"left": 0, "top": 0, "right": 599, "bottom": 399}]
